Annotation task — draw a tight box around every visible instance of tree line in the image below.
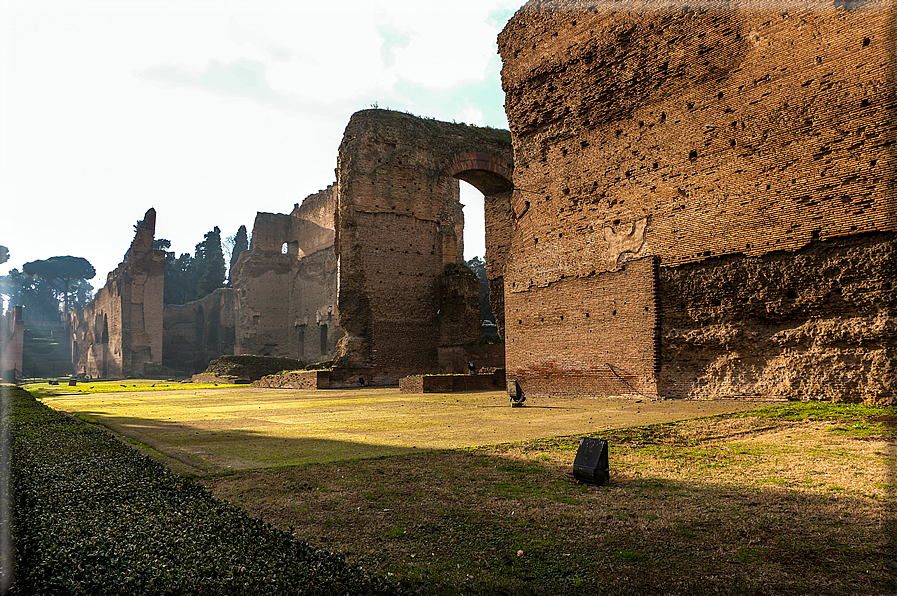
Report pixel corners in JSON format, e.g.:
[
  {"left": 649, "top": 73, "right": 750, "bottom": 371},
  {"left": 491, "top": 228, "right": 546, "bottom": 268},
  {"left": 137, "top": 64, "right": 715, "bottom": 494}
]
[
  {"left": 158, "top": 224, "right": 249, "bottom": 305},
  {"left": 0, "top": 253, "right": 96, "bottom": 323},
  {"left": 0, "top": 224, "right": 250, "bottom": 321}
]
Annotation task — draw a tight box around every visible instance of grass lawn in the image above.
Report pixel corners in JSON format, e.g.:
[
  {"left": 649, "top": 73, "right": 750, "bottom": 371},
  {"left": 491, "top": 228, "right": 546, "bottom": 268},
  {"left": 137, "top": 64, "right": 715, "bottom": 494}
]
[
  {"left": 39, "top": 385, "right": 760, "bottom": 475},
  {"left": 35, "top": 384, "right": 897, "bottom": 594}
]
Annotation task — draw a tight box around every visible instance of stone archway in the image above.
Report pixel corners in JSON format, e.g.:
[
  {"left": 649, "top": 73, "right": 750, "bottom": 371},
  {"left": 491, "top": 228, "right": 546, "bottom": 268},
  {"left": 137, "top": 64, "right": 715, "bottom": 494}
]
[
  {"left": 334, "top": 110, "right": 514, "bottom": 383},
  {"left": 442, "top": 151, "right": 514, "bottom": 337}
]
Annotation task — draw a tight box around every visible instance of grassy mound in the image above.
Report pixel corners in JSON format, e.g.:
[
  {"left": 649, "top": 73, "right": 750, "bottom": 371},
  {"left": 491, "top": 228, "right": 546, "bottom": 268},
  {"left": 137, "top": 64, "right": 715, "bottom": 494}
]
[
  {"left": 200, "top": 356, "right": 307, "bottom": 381},
  {"left": 6, "top": 386, "right": 401, "bottom": 595}
]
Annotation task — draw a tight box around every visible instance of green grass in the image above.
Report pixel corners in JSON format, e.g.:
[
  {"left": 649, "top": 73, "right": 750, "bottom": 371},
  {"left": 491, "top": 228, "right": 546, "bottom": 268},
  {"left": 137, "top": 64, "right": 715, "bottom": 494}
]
[{"left": 26, "top": 379, "right": 243, "bottom": 399}]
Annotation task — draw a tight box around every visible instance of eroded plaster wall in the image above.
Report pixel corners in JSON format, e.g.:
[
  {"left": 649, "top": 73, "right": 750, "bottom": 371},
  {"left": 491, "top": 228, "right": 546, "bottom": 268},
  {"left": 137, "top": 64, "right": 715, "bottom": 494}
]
[
  {"left": 71, "top": 209, "right": 165, "bottom": 378},
  {"left": 334, "top": 110, "right": 514, "bottom": 382},
  {"left": 498, "top": 0, "right": 896, "bottom": 401}
]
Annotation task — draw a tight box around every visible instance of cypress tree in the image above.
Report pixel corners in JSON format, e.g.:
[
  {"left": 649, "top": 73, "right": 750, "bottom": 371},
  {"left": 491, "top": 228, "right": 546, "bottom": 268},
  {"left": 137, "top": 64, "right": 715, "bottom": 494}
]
[
  {"left": 228, "top": 225, "right": 249, "bottom": 284},
  {"left": 195, "top": 226, "right": 226, "bottom": 299}
]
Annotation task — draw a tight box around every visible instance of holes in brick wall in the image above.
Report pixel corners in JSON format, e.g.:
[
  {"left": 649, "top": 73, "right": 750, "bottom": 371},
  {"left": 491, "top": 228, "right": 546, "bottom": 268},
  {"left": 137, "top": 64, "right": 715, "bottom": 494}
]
[
  {"left": 688, "top": 150, "right": 698, "bottom": 161},
  {"left": 581, "top": 141, "right": 590, "bottom": 149},
  {"left": 612, "top": 310, "right": 617, "bottom": 316},
  {"left": 815, "top": 56, "right": 822, "bottom": 64},
  {"left": 717, "top": 91, "right": 724, "bottom": 99},
  {"left": 560, "top": 315, "right": 564, "bottom": 320},
  {"left": 860, "top": 99, "right": 870, "bottom": 107},
  {"left": 687, "top": 102, "right": 695, "bottom": 110},
  {"left": 585, "top": 313, "right": 590, "bottom": 318},
  {"left": 785, "top": 289, "right": 797, "bottom": 299},
  {"left": 884, "top": 282, "right": 892, "bottom": 290},
  {"left": 710, "top": 298, "right": 721, "bottom": 306},
  {"left": 561, "top": 148, "right": 568, "bottom": 157},
  {"left": 730, "top": 139, "right": 736, "bottom": 147},
  {"left": 871, "top": 159, "right": 877, "bottom": 167},
  {"left": 660, "top": 112, "right": 666, "bottom": 123},
  {"left": 811, "top": 229, "right": 820, "bottom": 240},
  {"left": 863, "top": 37, "right": 870, "bottom": 47}
]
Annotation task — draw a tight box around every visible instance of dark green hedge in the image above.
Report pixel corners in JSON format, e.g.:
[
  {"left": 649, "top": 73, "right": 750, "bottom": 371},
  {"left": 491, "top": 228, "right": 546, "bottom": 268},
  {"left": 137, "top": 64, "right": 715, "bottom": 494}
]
[{"left": 6, "top": 386, "right": 401, "bottom": 595}]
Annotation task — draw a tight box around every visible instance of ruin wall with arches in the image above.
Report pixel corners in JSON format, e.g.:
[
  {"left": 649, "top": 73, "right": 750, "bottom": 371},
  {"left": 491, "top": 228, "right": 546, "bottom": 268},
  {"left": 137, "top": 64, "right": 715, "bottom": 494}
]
[
  {"left": 71, "top": 209, "right": 165, "bottom": 379},
  {"left": 497, "top": 0, "right": 896, "bottom": 402},
  {"left": 333, "top": 110, "right": 514, "bottom": 383}
]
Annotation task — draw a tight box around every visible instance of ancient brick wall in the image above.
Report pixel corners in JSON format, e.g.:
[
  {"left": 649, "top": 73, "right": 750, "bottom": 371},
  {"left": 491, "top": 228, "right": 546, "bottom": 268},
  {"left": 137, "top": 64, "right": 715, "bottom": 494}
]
[
  {"left": 71, "top": 209, "right": 165, "bottom": 378},
  {"left": 0, "top": 306, "right": 24, "bottom": 381},
  {"left": 498, "top": 1, "right": 895, "bottom": 401},
  {"left": 334, "top": 110, "right": 513, "bottom": 382},
  {"left": 232, "top": 185, "right": 343, "bottom": 364},
  {"left": 162, "top": 288, "right": 236, "bottom": 375},
  {"left": 505, "top": 256, "right": 659, "bottom": 397}
]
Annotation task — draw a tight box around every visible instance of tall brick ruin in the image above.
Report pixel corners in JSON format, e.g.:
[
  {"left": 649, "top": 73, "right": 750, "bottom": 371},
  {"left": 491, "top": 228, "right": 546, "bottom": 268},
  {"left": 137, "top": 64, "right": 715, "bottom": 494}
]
[
  {"left": 497, "top": 0, "right": 895, "bottom": 402},
  {"left": 334, "top": 110, "right": 514, "bottom": 383},
  {"left": 71, "top": 209, "right": 165, "bottom": 378},
  {"left": 231, "top": 185, "right": 343, "bottom": 363}
]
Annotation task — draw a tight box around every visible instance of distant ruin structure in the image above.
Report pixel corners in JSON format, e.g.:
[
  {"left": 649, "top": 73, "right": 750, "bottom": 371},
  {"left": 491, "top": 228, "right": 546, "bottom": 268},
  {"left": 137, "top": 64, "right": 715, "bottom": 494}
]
[
  {"left": 0, "top": 306, "right": 24, "bottom": 382},
  {"left": 497, "top": 0, "right": 895, "bottom": 402},
  {"left": 71, "top": 209, "right": 165, "bottom": 378},
  {"left": 162, "top": 288, "right": 236, "bottom": 375},
  {"left": 231, "top": 185, "right": 342, "bottom": 363},
  {"left": 333, "top": 110, "right": 514, "bottom": 383}
]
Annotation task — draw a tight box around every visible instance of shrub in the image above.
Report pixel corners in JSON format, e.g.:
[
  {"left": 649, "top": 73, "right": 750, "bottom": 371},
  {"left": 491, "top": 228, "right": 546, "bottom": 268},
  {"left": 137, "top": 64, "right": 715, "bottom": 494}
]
[{"left": 6, "top": 386, "right": 401, "bottom": 595}]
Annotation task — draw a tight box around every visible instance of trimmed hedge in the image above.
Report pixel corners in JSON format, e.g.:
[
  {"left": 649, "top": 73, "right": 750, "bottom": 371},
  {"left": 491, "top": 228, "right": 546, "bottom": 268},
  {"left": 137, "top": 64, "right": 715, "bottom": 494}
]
[{"left": 6, "top": 386, "right": 401, "bottom": 595}]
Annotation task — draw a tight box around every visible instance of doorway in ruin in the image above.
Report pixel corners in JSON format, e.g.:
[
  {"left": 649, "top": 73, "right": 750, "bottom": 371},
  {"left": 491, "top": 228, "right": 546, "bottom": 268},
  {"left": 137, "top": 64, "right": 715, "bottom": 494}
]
[
  {"left": 447, "top": 158, "right": 513, "bottom": 342},
  {"left": 459, "top": 180, "right": 505, "bottom": 341}
]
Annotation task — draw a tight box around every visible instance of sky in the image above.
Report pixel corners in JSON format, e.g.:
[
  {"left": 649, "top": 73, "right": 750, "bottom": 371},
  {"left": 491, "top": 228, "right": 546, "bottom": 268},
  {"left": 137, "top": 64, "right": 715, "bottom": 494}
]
[{"left": 0, "top": 0, "right": 525, "bottom": 290}]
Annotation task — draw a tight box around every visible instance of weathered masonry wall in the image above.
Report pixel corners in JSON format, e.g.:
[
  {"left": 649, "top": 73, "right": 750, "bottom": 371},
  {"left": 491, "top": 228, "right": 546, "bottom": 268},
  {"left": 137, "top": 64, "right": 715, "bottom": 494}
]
[
  {"left": 334, "top": 110, "right": 514, "bottom": 383},
  {"left": 498, "top": 1, "right": 896, "bottom": 402},
  {"left": 0, "top": 306, "right": 24, "bottom": 381},
  {"left": 659, "top": 233, "right": 895, "bottom": 400},
  {"left": 71, "top": 209, "right": 165, "bottom": 378},
  {"left": 162, "top": 288, "right": 235, "bottom": 375},
  {"left": 505, "top": 256, "right": 659, "bottom": 397},
  {"left": 232, "top": 185, "right": 342, "bottom": 364}
]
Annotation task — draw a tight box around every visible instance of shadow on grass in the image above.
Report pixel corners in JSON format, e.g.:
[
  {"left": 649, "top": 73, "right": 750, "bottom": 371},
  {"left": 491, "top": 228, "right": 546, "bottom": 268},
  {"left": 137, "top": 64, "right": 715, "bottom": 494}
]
[
  {"left": 201, "top": 429, "right": 896, "bottom": 596},
  {"left": 72, "top": 410, "right": 424, "bottom": 475}
]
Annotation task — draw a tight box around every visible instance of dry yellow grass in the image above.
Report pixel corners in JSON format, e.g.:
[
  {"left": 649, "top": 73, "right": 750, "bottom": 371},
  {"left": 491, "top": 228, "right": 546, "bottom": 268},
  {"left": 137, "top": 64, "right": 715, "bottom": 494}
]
[
  {"left": 40, "top": 386, "right": 760, "bottom": 474},
  {"left": 39, "top": 385, "right": 896, "bottom": 594}
]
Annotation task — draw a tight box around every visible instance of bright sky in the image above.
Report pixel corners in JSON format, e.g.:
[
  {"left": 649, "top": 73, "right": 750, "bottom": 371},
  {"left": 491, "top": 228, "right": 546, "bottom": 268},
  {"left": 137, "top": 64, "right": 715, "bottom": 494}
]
[{"left": 0, "top": 0, "right": 524, "bottom": 287}]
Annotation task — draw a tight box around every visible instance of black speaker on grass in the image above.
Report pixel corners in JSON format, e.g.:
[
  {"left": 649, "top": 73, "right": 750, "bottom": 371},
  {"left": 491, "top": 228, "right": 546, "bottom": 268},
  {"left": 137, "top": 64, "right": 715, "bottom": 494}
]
[{"left": 572, "top": 437, "right": 609, "bottom": 486}]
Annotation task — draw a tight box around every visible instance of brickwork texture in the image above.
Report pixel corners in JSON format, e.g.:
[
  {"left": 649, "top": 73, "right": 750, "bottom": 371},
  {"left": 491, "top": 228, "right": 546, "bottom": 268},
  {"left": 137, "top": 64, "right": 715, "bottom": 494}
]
[{"left": 498, "top": 0, "right": 895, "bottom": 402}]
